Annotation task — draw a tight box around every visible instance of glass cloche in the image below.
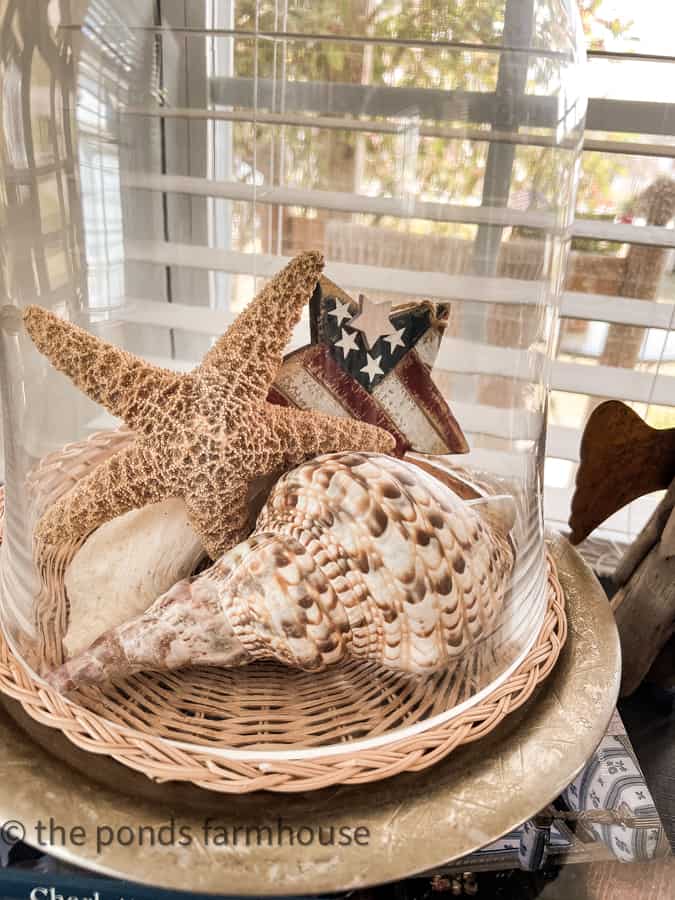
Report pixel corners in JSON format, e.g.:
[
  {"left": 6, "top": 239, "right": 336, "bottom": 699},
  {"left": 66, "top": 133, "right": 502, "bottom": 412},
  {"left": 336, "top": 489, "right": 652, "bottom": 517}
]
[{"left": 0, "top": 0, "right": 586, "bottom": 754}]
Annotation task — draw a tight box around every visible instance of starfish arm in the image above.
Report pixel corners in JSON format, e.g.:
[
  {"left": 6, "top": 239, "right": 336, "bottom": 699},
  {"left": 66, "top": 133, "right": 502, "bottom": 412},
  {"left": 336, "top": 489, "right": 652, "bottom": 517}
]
[
  {"left": 199, "top": 251, "right": 324, "bottom": 399},
  {"left": 34, "top": 443, "right": 171, "bottom": 561},
  {"left": 184, "top": 489, "right": 253, "bottom": 560},
  {"left": 267, "top": 405, "right": 396, "bottom": 468},
  {"left": 23, "top": 306, "right": 183, "bottom": 431}
]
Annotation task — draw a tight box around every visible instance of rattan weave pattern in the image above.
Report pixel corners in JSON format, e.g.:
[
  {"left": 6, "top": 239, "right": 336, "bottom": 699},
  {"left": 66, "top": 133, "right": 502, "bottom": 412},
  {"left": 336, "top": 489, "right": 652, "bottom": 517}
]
[{"left": 0, "top": 447, "right": 566, "bottom": 793}]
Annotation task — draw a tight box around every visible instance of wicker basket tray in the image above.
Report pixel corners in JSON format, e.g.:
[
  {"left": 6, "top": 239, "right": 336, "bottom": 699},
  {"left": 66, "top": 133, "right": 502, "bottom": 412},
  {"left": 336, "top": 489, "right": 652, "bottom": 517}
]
[{"left": 0, "top": 436, "right": 566, "bottom": 794}]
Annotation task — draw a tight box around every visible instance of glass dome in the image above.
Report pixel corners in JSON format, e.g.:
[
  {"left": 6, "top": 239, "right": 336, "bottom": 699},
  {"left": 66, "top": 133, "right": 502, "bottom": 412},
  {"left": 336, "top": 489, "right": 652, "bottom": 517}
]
[{"left": 0, "top": 1, "right": 586, "bottom": 744}]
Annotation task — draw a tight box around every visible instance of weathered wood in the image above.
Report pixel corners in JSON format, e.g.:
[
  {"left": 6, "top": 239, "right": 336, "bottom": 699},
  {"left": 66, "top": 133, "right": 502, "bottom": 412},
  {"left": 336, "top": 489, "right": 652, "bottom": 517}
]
[
  {"left": 659, "top": 505, "right": 675, "bottom": 560},
  {"left": 570, "top": 401, "right": 675, "bottom": 545},
  {"left": 613, "top": 480, "right": 675, "bottom": 588},
  {"left": 647, "top": 635, "right": 675, "bottom": 690},
  {"left": 612, "top": 484, "right": 675, "bottom": 696}
]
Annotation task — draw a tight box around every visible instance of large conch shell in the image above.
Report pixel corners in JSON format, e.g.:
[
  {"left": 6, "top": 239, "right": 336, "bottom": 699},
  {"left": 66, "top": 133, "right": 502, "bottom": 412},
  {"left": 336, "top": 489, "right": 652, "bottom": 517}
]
[{"left": 46, "top": 453, "right": 516, "bottom": 693}]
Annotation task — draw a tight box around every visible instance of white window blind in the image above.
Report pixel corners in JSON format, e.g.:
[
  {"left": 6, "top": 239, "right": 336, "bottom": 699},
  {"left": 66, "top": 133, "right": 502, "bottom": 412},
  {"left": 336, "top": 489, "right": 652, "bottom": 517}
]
[{"left": 49, "top": 0, "right": 675, "bottom": 551}]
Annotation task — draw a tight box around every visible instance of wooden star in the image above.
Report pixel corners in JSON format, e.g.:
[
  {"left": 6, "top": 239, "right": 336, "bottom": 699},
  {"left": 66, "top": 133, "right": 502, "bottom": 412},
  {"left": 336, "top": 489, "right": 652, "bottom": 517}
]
[
  {"left": 349, "top": 294, "right": 395, "bottom": 349},
  {"left": 24, "top": 252, "right": 395, "bottom": 562}
]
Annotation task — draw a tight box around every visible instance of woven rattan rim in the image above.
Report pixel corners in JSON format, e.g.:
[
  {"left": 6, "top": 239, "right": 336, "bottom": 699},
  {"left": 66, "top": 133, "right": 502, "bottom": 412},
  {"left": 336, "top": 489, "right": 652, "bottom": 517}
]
[{"left": 0, "top": 475, "right": 566, "bottom": 791}]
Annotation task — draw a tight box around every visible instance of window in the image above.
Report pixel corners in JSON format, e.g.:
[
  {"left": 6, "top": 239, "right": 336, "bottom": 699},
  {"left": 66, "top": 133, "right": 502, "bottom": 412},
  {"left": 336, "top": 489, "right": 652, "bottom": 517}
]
[{"left": 58, "top": 0, "right": 675, "bottom": 547}]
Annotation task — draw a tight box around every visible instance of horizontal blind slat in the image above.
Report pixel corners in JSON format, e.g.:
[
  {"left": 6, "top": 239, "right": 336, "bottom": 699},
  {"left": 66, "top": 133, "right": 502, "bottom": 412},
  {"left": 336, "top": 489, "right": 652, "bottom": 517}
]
[
  {"left": 123, "top": 242, "right": 675, "bottom": 330},
  {"left": 121, "top": 172, "right": 675, "bottom": 247},
  {"left": 122, "top": 90, "right": 675, "bottom": 139},
  {"left": 551, "top": 359, "right": 673, "bottom": 405},
  {"left": 117, "top": 290, "right": 675, "bottom": 337},
  {"left": 119, "top": 105, "right": 675, "bottom": 156},
  {"left": 572, "top": 218, "right": 675, "bottom": 248},
  {"left": 121, "top": 172, "right": 559, "bottom": 230},
  {"left": 124, "top": 240, "right": 547, "bottom": 304},
  {"left": 561, "top": 292, "right": 675, "bottom": 329}
]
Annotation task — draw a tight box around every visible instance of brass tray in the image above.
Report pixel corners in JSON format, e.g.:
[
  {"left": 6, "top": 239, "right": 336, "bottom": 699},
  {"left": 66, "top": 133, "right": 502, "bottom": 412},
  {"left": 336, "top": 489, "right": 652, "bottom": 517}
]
[{"left": 0, "top": 533, "right": 620, "bottom": 895}]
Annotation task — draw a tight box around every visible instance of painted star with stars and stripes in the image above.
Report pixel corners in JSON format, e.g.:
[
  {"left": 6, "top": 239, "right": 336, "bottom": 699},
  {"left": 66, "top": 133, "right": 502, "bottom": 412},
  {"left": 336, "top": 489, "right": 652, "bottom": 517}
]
[{"left": 267, "top": 275, "right": 469, "bottom": 457}]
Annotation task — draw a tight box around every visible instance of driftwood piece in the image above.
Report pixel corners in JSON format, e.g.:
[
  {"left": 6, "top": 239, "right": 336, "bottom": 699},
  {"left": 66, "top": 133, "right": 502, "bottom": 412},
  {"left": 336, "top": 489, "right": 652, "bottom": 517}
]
[
  {"left": 570, "top": 401, "right": 675, "bottom": 545},
  {"left": 646, "top": 636, "right": 675, "bottom": 691},
  {"left": 612, "top": 477, "right": 675, "bottom": 696},
  {"left": 613, "top": 480, "right": 675, "bottom": 586}
]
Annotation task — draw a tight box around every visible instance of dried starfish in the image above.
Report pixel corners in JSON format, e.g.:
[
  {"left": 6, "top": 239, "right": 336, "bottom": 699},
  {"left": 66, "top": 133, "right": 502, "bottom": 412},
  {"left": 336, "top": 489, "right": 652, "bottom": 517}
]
[{"left": 25, "top": 252, "right": 395, "bottom": 561}]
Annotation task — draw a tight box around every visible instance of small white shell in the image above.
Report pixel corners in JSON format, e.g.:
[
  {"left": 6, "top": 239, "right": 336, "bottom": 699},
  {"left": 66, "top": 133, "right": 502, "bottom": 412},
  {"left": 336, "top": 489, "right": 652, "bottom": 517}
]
[{"left": 63, "top": 498, "right": 205, "bottom": 657}]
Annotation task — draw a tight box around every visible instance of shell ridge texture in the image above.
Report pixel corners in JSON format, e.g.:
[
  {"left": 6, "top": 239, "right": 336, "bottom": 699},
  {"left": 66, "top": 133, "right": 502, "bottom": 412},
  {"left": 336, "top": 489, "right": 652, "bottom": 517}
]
[{"left": 218, "top": 451, "right": 515, "bottom": 676}]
